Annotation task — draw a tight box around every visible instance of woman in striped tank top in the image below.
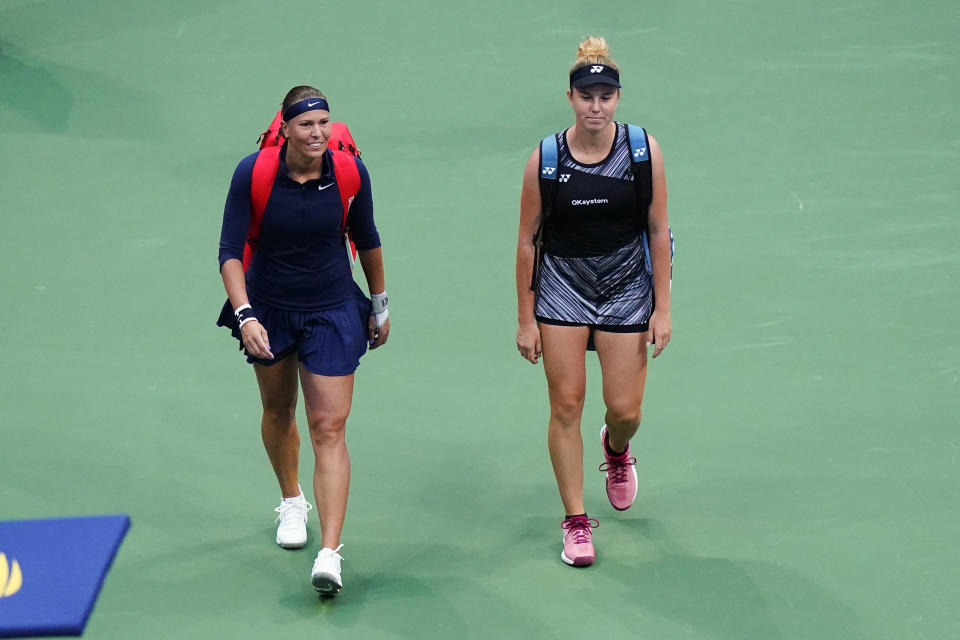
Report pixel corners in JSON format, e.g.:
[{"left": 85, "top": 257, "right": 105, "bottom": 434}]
[{"left": 515, "top": 36, "right": 673, "bottom": 567}]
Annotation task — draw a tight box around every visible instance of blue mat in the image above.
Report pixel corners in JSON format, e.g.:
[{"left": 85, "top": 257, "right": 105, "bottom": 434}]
[{"left": 0, "top": 515, "right": 130, "bottom": 638}]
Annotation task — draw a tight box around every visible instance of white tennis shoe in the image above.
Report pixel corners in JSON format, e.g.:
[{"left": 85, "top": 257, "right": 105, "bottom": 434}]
[
  {"left": 274, "top": 495, "right": 312, "bottom": 549},
  {"left": 311, "top": 545, "right": 344, "bottom": 596}
]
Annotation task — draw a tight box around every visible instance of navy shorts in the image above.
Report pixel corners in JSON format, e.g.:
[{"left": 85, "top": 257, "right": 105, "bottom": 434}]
[{"left": 217, "top": 288, "right": 372, "bottom": 376}]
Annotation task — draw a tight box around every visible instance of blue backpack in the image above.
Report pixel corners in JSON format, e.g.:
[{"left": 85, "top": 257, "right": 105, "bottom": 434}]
[{"left": 535, "top": 123, "right": 674, "bottom": 289}]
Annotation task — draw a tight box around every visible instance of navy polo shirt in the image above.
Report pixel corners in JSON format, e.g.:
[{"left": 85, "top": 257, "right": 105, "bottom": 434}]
[{"left": 218, "top": 145, "right": 381, "bottom": 311}]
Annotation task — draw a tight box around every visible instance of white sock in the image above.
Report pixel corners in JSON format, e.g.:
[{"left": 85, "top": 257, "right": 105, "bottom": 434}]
[{"left": 282, "top": 486, "right": 305, "bottom": 503}]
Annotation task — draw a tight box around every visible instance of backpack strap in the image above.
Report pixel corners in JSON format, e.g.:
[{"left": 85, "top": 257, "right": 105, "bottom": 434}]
[
  {"left": 625, "top": 124, "right": 673, "bottom": 281},
  {"left": 330, "top": 150, "right": 362, "bottom": 264},
  {"left": 538, "top": 133, "right": 559, "bottom": 208},
  {"left": 530, "top": 134, "right": 559, "bottom": 290},
  {"left": 624, "top": 124, "right": 655, "bottom": 273},
  {"left": 624, "top": 123, "right": 652, "bottom": 229},
  {"left": 244, "top": 145, "right": 282, "bottom": 271},
  {"left": 540, "top": 134, "right": 559, "bottom": 175},
  {"left": 625, "top": 123, "right": 649, "bottom": 163}
]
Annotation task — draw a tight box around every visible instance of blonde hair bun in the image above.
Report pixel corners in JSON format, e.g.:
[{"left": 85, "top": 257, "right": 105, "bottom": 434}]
[
  {"left": 571, "top": 35, "right": 619, "bottom": 74},
  {"left": 576, "top": 36, "right": 611, "bottom": 62}
]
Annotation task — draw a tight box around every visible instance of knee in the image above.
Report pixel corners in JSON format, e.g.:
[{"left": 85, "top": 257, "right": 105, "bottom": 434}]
[
  {"left": 261, "top": 400, "right": 296, "bottom": 426},
  {"left": 606, "top": 405, "right": 642, "bottom": 428},
  {"left": 307, "top": 413, "right": 348, "bottom": 448},
  {"left": 550, "top": 392, "right": 586, "bottom": 426}
]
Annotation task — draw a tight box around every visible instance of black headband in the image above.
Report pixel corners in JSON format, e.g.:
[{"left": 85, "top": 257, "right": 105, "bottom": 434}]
[
  {"left": 282, "top": 97, "right": 330, "bottom": 121},
  {"left": 569, "top": 64, "right": 621, "bottom": 89}
]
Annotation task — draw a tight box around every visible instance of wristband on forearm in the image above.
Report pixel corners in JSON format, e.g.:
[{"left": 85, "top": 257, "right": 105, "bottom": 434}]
[
  {"left": 234, "top": 304, "right": 257, "bottom": 329},
  {"left": 371, "top": 292, "right": 389, "bottom": 328}
]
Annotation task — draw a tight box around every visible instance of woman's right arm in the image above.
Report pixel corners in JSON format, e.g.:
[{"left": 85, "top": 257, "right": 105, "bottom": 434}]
[
  {"left": 515, "top": 149, "right": 543, "bottom": 364},
  {"left": 219, "top": 158, "right": 273, "bottom": 359}
]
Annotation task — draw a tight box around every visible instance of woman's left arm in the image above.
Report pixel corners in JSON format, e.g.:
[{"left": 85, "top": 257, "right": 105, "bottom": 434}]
[
  {"left": 646, "top": 134, "right": 671, "bottom": 358},
  {"left": 350, "top": 159, "right": 389, "bottom": 348}
]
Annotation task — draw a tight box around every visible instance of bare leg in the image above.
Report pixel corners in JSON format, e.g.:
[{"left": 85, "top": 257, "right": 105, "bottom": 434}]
[
  {"left": 540, "top": 324, "right": 591, "bottom": 516},
  {"left": 298, "top": 366, "right": 354, "bottom": 549},
  {"left": 254, "top": 355, "right": 301, "bottom": 498},
  {"left": 594, "top": 330, "right": 649, "bottom": 453}
]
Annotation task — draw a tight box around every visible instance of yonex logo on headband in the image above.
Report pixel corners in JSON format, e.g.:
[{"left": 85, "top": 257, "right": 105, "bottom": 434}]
[{"left": 591, "top": 66, "right": 604, "bottom": 73}]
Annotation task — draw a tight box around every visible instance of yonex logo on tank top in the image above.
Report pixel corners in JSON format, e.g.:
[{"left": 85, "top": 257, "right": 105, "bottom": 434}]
[
  {"left": 542, "top": 167, "right": 556, "bottom": 176},
  {"left": 559, "top": 174, "right": 570, "bottom": 182},
  {"left": 571, "top": 198, "right": 610, "bottom": 206}
]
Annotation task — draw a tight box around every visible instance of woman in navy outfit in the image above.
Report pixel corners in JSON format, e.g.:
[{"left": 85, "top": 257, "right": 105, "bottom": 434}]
[
  {"left": 218, "top": 85, "right": 389, "bottom": 596},
  {"left": 515, "top": 38, "right": 672, "bottom": 567}
]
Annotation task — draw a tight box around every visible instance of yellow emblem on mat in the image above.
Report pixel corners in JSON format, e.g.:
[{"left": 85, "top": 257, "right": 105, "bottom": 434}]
[{"left": 0, "top": 552, "right": 23, "bottom": 598}]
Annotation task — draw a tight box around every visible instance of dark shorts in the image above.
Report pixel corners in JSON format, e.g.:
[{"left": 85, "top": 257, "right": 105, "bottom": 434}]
[
  {"left": 535, "top": 239, "right": 652, "bottom": 333},
  {"left": 217, "top": 287, "right": 372, "bottom": 377}
]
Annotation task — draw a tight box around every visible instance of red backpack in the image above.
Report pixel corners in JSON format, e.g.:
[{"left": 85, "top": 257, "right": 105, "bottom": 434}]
[{"left": 243, "top": 110, "right": 362, "bottom": 271}]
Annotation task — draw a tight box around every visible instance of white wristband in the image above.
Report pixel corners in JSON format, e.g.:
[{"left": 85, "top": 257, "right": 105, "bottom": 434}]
[
  {"left": 374, "top": 308, "right": 389, "bottom": 329},
  {"left": 371, "top": 291, "right": 388, "bottom": 315},
  {"left": 234, "top": 303, "right": 252, "bottom": 315}
]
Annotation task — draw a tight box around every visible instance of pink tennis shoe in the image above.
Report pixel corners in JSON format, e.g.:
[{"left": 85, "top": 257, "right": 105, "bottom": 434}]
[
  {"left": 561, "top": 516, "right": 598, "bottom": 566},
  {"left": 599, "top": 425, "right": 638, "bottom": 511}
]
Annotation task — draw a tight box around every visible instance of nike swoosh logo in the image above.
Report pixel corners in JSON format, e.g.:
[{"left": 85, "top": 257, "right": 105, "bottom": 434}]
[
  {"left": 307, "top": 101, "right": 320, "bottom": 107},
  {"left": 318, "top": 182, "right": 334, "bottom": 191}
]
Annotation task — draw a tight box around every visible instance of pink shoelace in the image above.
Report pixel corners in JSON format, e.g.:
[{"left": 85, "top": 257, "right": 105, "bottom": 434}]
[
  {"left": 599, "top": 455, "right": 637, "bottom": 484},
  {"left": 562, "top": 517, "right": 599, "bottom": 544}
]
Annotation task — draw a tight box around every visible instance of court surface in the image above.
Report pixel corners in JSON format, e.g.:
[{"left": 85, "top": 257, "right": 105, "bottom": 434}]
[{"left": 1, "top": 1, "right": 958, "bottom": 638}]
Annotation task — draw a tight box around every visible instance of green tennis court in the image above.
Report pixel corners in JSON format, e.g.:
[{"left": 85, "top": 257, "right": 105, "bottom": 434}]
[{"left": 2, "top": 0, "right": 958, "bottom": 638}]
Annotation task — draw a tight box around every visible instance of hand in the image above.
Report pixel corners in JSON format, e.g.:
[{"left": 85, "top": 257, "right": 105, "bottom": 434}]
[
  {"left": 240, "top": 320, "right": 273, "bottom": 360},
  {"left": 516, "top": 321, "right": 542, "bottom": 364},
  {"left": 646, "top": 309, "right": 671, "bottom": 358},
  {"left": 368, "top": 315, "right": 390, "bottom": 349}
]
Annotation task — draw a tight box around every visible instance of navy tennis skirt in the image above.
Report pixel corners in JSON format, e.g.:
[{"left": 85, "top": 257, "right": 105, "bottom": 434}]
[{"left": 218, "top": 286, "right": 372, "bottom": 376}]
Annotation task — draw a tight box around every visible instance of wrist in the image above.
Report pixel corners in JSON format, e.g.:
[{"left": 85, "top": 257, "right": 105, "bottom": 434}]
[
  {"left": 371, "top": 291, "right": 388, "bottom": 314},
  {"left": 371, "top": 291, "right": 388, "bottom": 328},
  {"left": 234, "top": 304, "right": 257, "bottom": 328}
]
